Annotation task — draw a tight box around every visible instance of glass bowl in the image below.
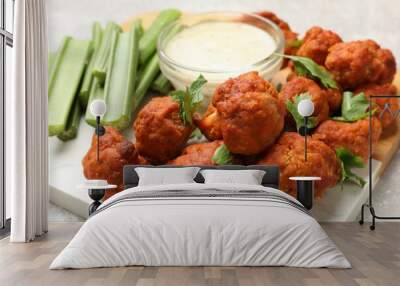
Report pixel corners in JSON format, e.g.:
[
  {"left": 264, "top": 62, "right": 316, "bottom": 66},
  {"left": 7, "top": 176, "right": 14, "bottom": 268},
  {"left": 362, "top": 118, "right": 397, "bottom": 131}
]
[{"left": 157, "top": 11, "right": 284, "bottom": 109}]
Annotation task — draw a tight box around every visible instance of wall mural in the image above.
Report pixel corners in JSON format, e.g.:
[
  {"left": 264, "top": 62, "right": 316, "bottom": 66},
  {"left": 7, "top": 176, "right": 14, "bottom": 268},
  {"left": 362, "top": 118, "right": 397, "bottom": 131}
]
[{"left": 48, "top": 9, "right": 399, "bottom": 221}]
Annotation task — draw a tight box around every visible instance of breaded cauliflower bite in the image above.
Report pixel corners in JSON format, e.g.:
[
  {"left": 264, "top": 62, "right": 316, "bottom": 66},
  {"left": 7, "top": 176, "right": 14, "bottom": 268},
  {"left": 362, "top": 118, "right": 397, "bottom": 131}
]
[
  {"left": 355, "top": 83, "right": 398, "bottom": 129},
  {"left": 200, "top": 72, "right": 285, "bottom": 155},
  {"left": 82, "top": 127, "right": 140, "bottom": 200},
  {"left": 134, "top": 96, "right": 193, "bottom": 164},
  {"left": 279, "top": 76, "right": 329, "bottom": 125},
  {"left": 193, "top": 104, "right": 222, "bottom": 141},
  {"left": 258, "top": 132, "right": 340, "bottom": 197},
  {"left": 325, "top": 40, "right": 396, "bottom": 89},
  {"left": 313, "top": 118, "right": 382, "bottom": 162},
  {"left": 297, "top": 26, "right": 342, "bottom": 65},
  {"left": 168, "top": 141, "right": 223, "bottom": 166},
  {"left": 324, "top": 87, "right": 343, "bottom": 112}
]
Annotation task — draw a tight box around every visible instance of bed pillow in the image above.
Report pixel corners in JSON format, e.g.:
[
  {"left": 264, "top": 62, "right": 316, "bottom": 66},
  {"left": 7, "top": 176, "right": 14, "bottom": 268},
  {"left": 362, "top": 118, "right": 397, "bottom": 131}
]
[
  {"left": 200, "top": 169, "right": 266, "bottom": 185},
  {"left": 135, "top": 167, "right": 201, "bottom": 186}
]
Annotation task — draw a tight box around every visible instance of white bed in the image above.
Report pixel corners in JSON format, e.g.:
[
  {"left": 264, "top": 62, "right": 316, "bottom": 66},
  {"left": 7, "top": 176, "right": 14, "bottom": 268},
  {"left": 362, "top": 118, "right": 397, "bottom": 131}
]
[{"left": 50, "top": 182, "right": 350, "bottom": 269}]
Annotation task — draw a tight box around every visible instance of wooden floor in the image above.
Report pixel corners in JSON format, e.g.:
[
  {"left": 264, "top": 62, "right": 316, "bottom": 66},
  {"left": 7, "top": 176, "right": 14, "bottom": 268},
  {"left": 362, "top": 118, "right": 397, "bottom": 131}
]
[{"left": 0, "top": 223, "right": 399, "bottom": 286}]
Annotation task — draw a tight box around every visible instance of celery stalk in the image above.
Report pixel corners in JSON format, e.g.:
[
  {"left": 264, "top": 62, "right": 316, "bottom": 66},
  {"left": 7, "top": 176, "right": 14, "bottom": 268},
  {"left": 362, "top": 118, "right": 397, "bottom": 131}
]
[
  {"left": 139, "top": 9, "right": 181, "bottom": 64},
  {"left": 48, "top": 52, "right": 57, "bottom": 75},
  {"left": 48, "top": 37, "right": 91, "bottom": 136},
  {"left": 85, "top": 78, "right": 105, "bottom": 127},
  {"left": 92, "top": 22, "right": 121, "bottom": 84},
  {"left": 57, "top": 98, "right": 81, "bottom": 141},
  {"left": 79, "top": 22, "right": 104, "bottom": 106},
  {"left": 151, "top": 73, "right": 172, "bottom": 94},
  {"left": 92, "top": 22, "right": 103, "bottom": 50},
  {"left": 102, "top": 21, "right": 141, "bottom": 130},
  {"left": 134, "top": 54, "right": 160, "bottom": 110}
]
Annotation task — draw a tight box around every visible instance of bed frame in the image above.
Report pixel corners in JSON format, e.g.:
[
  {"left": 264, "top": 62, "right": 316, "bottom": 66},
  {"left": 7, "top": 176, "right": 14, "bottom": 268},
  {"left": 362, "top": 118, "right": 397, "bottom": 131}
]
[{"left": 123, "top": 165, "right": 280, "bottom": 189}]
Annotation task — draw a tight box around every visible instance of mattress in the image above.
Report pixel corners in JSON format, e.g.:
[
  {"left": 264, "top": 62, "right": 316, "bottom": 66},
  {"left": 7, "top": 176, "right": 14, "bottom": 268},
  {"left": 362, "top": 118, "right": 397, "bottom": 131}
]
[{"left": 50, "top": 183, "right": 351, "bottom": 269}]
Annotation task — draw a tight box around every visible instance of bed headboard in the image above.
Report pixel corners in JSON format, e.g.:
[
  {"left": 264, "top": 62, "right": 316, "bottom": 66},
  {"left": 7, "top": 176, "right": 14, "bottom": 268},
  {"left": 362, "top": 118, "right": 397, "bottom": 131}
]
[{"left": 123, "top": 165, "right": 280, "bottom": 189}]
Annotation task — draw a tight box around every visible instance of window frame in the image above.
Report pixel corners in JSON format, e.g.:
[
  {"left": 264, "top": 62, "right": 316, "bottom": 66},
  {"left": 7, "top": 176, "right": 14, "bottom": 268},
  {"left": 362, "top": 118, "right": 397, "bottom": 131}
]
[{"left": 0, "top": 0, "right": 13, "bottom": 236}]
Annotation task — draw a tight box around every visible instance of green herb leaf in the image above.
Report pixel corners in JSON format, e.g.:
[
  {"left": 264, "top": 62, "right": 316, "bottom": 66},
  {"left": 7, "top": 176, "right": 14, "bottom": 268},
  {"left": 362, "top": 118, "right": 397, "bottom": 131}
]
[
  {"left": 332, "top": 91, "right": 371, "bottom": 122},
  {"left": 286, "top": 39, "right": 303, "bottom": 49},
  {"left": 274, "top": 53, "right": 337, "bottom": 89},
  {"left": 170, "top": 75, "right": 207, "bottom": 125},
  {"left": 190, "top": 128, "right": 203, "bottom": 140},
  {"left": 212, "top": 144, "right": 233, "bottom": 165},
  {"left": 286, "top": 93, "right": 317, "bottom": 131},
  {"left": 335, "top": 147, "right": 366, "bottom": 188}
]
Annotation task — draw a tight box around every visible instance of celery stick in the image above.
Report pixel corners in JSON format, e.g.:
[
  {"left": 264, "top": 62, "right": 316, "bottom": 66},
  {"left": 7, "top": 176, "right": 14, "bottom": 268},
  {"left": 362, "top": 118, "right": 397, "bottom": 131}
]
[
  {"left": 139, "top": 9, "right": 181, "bottom": 64},
  {"left": 102, "top": 21, "right": 141, "bottom": 130},
  {"left": 48, "top": 52, "right": 57, "bottom": 75},
  {"left": 57, "top": 98, "right": 81, "bottom": 141},
  {"left": 151, "top": 73, "right": 172, "bottom": 94},
  {"left": 48, "top": 37, "right": 91, "bottom": 136},
  {"left": 48, "top": 36, "right": 71, "bottom": 93},
  {"left": 79, "top": 22, "right": 104, "bottom": 106},
  {"left": 92, "top": 22, "right": 103, "bottom": 50},
  {"left": 134, "top": 54, "right": 160, "bottom": 110},
  {"left": 92, "top": 22, "right": 121, "bottom": 84},
  {"left": 85, "top": 78, "right": 105, "bottom": 127}
]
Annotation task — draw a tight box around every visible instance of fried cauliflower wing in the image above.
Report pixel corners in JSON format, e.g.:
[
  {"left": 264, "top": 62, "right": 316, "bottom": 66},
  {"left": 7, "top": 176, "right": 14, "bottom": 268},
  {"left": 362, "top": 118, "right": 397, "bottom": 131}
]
[
  {"left": 355, "top": 83, "right": 398, "bottom": 129},
  {"left": 193, "top": 104, "right": 222, "bottom": 141},
  {"left": 168, "top": 141, "right": 223, "bottom": 166},
  {"left": 258, "top": 132, "right": 340, "bottom": 197},
  {"left": 313, "top": 118, "right": 382, "bottom": 162},
  {"left": 200, "top": 72, "right": 285, "bottom": 155},
  {"left": 297, "top": 26, "right": 342, "bottom": 65},
  {"left": 279, "top": 76, "right": 330, "bottom": 126},
  {"left": 134, "top": 96, "right": 193, "bottom": 164},
  {"left": 82, "top": 127, "right": 140, "bottom": 200},
  {"left": 325, "top": 40, "right": 396, "bottom": 89}
]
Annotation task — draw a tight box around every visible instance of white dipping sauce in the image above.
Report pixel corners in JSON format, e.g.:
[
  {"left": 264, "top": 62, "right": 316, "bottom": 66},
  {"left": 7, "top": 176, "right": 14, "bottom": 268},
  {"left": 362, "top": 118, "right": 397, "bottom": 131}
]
[{"left": 164, "top": 21, "right": 277, "bottom": 71}]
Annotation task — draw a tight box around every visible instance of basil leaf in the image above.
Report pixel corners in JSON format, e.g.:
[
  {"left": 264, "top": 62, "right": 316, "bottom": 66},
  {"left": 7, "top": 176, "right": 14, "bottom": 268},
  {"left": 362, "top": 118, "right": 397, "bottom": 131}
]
[
  {"left": 285, "top": 93, "right": 317, "bottom": 131},
  {"left": 212, "top": 144, "right": 233, "bottom": 165},
  {"left": 188, "top": 74, "right": 207, "bottom": 107},
  {"left": 170, "top": 75, "right": 207, "bottom": 125},
  {"left": 335, "top": 147, "right": 366, "bottom": 188},
  {"left": 286, "top": 39, "right": 303, "bottom": 49},
  {"left": 332, "top": 92, "right": 370, "bottom": 122},
  {"left": 274, "top": 53, "right": 337, "bottom": 89},
  {"left": 190, "top": 128, "right": 203, "bottom": 139},
  {"left": 170, "top": 90, "right": 191, "bottom": 125}
]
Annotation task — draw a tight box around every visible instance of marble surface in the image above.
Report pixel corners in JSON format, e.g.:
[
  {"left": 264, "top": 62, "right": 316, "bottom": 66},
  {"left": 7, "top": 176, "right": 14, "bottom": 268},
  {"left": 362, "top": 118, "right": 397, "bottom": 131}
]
[{"left": 47, "top": 0, "right": 400, "bottom": 221}]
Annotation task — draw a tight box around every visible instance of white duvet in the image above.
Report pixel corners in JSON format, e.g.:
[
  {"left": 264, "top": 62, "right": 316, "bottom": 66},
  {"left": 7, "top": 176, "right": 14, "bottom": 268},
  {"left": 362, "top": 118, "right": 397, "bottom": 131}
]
[{"left": 50, "top": 183, "right": 350, "bottom": 269}]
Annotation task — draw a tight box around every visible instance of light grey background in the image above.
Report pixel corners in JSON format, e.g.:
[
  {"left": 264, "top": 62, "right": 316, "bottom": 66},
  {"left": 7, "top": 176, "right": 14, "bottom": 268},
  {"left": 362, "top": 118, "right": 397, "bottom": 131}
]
[{"left": 47, "top": 0, "right": 400, "bottom": 221}]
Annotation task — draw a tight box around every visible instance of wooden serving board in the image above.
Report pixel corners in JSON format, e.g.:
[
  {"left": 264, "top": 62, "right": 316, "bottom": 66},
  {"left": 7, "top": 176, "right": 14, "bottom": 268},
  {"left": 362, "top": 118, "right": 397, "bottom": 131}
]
[{"left": 49, "top": 11, "right": 400, "bottom": 221}]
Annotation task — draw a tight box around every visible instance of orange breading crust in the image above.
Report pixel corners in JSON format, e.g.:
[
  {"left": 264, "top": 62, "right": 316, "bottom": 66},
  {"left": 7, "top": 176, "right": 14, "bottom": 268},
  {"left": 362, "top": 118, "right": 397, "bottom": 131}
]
[
  {"left": 258, "top": 132, "right": 341, "bottom": 197},
  {"left": 297, "top": 26, "right": 342, "bottom": 65},
  {"left": 168, "top": 141, "right": 223, "bottom": 166},
  {"left": 313, "top": 118, "right": 382, "bottom": 162},
  {"left": 355, "top": 83, "right": 398, "bottom": 129},
  {"left": 279, "top": 76, "right": 329, "bottom": 126},
  {"left": 325, "top": 40, "right": 396, "bottom": 89},
  {"left": 134, "top": 96, "right": 193, "bottom": 164},
  {"left": 82, "top": 127, "right": 141, "bottom": 200},
  {"left": 210, "top": 72, "right": 285, "bottom": 155}
]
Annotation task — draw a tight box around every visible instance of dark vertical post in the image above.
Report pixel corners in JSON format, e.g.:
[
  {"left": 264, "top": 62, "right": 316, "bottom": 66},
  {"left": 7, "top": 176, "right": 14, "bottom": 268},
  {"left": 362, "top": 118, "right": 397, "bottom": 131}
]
[
  {"left": 304, "top": 116, "right": 308, "bottom": 162},
  {"left": 96, "top": 116, "right": 100, "bottom": 162}
]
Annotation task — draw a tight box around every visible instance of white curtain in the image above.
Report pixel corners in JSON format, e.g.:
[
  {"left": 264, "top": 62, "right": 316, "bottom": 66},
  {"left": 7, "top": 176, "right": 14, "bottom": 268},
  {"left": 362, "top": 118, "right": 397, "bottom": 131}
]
[{"left": 9, "top": 0, "right": 48, "bottom": 242}]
